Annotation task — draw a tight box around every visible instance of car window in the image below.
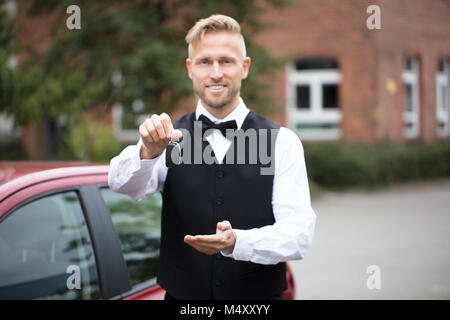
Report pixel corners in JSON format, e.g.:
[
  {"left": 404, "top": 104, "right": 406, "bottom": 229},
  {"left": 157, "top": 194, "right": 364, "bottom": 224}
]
[
  {"left": 0, "top": 191, "right": 100, "bottom": 299},
  {"left": 99, "top": 187, "right": 161, "bottom": 287}
]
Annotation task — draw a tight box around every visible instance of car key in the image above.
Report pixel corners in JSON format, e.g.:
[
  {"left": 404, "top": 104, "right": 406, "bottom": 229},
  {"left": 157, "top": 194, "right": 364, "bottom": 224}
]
[{"left": 166, "top": 137, "right": 182, "bottom": 168}]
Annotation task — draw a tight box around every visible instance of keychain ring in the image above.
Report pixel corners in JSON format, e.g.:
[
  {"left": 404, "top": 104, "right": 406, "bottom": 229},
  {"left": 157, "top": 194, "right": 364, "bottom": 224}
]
[
  {"left": 168, "top": 132, "right": 182, "bottom": 166},
  {"left": 169, "top": 132, "right": 179, "bottom": 144},
  {"left": 172, "top": 142, "right": 182, "bottom": 166}
]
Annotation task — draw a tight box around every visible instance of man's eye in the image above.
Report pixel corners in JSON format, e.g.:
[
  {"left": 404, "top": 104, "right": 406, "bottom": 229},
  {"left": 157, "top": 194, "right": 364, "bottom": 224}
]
[{"left": 201, "top": 60, "right": 209, "bottom": 65}]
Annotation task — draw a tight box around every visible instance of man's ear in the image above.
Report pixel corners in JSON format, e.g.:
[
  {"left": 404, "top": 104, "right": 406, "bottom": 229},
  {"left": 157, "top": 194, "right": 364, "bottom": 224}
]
[
  {"left": 186, "top": 58, "right": 193, "bottom": 80},
  {"left": 241, "top": 57, "right": 251, "bottom": 80}
]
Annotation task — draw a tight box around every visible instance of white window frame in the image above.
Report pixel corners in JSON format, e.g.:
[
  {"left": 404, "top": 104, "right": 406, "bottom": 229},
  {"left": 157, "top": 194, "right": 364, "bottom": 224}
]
[
  {"left": 286, "top": 63, "right": 342, "bottom": 140},
  {"left": 112, "top": 103, "right": 147, "bottom": 143},
  {"left": 2, "top": 0, "right": 17, "bottom": 17},
  {"left": 402, "top": 58, "right": 420, "bottom": 139},
  {"left": 436, "top": 59, "right": 449, "bottom": 137},
  {"left": 0, "top": 112, "right": 20, "bottom": 140}
]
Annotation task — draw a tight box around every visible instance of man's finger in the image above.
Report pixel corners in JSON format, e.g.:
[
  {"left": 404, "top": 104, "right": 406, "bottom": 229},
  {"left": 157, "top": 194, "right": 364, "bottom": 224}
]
[
  {"left": 185, "top": 235, "right": 216, "bottom": 244},
  {"left": 171, "top": 129, "right": 183, "bottom": 142},
  {"left": 184, "top": 237, "right": 218, "bottom": 255},
  {"left": 217, "top": 220, "right": 232, "bottom": 232},
  {"left": 192, "top": 234, "right": 223, "bottom": 243},
  {"left": 151, "top": 114, "right": 166, "bottom": 140},
  {"left": 145, "top": 118, "right": 159, "bottom": 142},
  {"left": 184, "top": 234, "right": 225, "bottom": 249},
  {"left": 160, "top": 113, "right": 174, "bottom": 139},
  {"left": 139, "top": 124, "right": 154, "bottom": 144}
]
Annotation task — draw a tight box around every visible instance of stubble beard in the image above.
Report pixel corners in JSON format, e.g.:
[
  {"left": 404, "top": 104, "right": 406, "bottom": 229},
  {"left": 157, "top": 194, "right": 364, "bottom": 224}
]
[{"left": 195, "top": 84, "right": 240, "bottom": 110}]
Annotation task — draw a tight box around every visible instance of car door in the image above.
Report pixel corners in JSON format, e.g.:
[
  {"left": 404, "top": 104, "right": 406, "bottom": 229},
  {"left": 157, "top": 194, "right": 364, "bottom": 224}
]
[
  {"left": 97, "top": 185, "right": 164, "bottom": 300},
  {"left": 0, "top": 175, "right": 135, "bottom": 300},
  {"left": 0, "top": 189, "right": 101, "bottom": 299}
]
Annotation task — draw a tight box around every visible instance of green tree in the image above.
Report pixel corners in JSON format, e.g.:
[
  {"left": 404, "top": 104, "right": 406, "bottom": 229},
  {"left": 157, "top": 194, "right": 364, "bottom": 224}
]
[
  {"left": 0, "top": 0, "right": 17, "bottom": 111},
  {"left": 1, "top": 0, "right": 293, "bottom": 159}
]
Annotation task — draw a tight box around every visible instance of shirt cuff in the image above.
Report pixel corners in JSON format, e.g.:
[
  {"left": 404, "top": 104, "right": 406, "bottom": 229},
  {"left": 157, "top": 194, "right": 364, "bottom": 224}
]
[
  {"left": 220, "top": 229, "right": 252, "bottom": 261},
  {"left": 135, "top": 145, "right": 164, "bottom": 170}
]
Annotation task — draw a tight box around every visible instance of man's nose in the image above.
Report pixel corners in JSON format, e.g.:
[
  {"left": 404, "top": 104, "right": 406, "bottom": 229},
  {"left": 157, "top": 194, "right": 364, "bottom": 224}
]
[{"left": 210, "top": 61, "right": 223, "bottom": 80}]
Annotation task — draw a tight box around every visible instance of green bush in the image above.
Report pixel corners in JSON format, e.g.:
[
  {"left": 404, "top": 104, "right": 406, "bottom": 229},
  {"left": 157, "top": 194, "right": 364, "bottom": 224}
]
[
  {"left": 63, "top": 115, "right": 122, "bottom": 163},
  {"left": 304, "top": 139, "right": 450, "bottom": 189},
  {"left": 0, "top": 138, "right": 28, "bottom": 160},
  {"left": 308, "top": 179, "right": 323, "bottom": 199}
]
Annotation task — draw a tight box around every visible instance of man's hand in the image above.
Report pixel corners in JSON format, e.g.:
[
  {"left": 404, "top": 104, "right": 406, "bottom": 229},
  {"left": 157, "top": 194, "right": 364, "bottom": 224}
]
[
  {"left": 184, "top": 220, "right": 236, "bottom": 255},
  {"left": 139, "top": 113, "right": 182, "bottom": 159}
]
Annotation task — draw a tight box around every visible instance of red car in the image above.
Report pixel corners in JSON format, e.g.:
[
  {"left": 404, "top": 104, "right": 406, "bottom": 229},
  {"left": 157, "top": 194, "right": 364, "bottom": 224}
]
[{"left": 0, "top": 162, "right": 295, "bottom": 300}]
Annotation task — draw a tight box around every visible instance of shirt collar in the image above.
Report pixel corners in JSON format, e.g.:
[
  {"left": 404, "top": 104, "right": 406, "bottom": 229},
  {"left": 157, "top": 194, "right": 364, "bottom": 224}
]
[{"left": 195, "top": 97, "right": 250, "bottom": 130}]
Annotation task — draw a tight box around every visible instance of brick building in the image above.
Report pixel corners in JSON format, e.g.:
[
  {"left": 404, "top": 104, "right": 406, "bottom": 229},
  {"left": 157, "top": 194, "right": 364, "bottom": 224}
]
[
  {"left": 3, "top": 0, "right": 450, "bottom": 159},
  {"left": 111, "top": 0, "right": 450, "bottom": 145},
  {"left": 253, "top": 0, "right": 450, "bottom": 142}
]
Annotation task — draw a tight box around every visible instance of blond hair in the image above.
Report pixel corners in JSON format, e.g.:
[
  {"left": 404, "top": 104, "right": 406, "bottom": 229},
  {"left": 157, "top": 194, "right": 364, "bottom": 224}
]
[{"left": 185, "top": 14, "right": 246, "bottom": 58}]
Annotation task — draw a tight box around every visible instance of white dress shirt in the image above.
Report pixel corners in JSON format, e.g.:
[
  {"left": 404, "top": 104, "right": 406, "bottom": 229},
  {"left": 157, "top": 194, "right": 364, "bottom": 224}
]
[{"left": 108, "top": 98, "right": 316, "bottom": 265}]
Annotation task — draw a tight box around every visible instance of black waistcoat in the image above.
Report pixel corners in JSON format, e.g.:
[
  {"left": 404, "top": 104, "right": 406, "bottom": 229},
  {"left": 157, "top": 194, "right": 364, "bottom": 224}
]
[{"left": 157, "top": 110, "right": 286, "bottom": 299}]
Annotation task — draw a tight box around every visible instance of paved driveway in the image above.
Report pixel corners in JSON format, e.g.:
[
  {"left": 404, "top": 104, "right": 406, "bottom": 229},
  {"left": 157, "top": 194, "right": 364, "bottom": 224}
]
[{"left": 290, "top": 178, "right": 450, "bottom": 299}]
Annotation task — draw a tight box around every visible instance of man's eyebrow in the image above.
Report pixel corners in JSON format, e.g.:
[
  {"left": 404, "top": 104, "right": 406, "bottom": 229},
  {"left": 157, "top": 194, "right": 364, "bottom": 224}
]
[
  {"left": 194, "top": 55, "right": 237, "bottom": 62},
  {"left": 194, "top": 56, "right": 210, "bottom": 61},
  {"left": 220, "top": 56, "right": 237, "bottom": 61}
]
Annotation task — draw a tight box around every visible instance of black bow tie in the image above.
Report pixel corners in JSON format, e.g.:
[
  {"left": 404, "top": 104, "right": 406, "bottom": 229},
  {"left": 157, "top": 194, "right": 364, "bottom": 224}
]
[{"left": 198, "top": 114, "right": 237, "bottom": 137}]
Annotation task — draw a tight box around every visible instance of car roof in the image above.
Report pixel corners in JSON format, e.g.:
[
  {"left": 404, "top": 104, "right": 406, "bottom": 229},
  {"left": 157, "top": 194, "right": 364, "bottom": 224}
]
[
  {"left": 0, "top": 161, "right": 109, "bottom": 203},
  {"left": 0, "top": 161, "right": 104, "bottom": 184}
]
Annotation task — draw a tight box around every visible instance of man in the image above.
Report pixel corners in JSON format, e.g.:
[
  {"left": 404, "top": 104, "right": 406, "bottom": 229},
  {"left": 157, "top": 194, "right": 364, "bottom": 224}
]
[{"left": 108, "top": 14, "right": 316, "bottom": 300}]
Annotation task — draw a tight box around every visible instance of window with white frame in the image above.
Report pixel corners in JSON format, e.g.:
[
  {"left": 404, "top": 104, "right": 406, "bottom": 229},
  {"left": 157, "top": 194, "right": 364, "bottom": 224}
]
[
  {"left": 112, "top": 101, "right": 148, "bottom": 142},
  {"left": 286, "top": 58, "right": 341, "bottom": 140},
  {"left": 2, "top": 0, "right": 17, "bottom": 16},
  {"left": 403, "top": 57, "right": 420, "bottom": 139},
  {"left": 436, "top": 58, "right": 449, "bottom": 137}
]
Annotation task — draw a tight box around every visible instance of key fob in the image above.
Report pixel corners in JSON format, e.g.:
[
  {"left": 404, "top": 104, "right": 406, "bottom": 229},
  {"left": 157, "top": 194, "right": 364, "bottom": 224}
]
[{"left": 166, "top": 141, "right": 182, "bottom": 168}]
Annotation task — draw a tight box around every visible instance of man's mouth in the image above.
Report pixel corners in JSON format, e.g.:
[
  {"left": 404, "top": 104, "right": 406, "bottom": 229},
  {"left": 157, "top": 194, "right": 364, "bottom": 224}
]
[{"left": 206, "top": 84, "right": 227, "bottom": 91}]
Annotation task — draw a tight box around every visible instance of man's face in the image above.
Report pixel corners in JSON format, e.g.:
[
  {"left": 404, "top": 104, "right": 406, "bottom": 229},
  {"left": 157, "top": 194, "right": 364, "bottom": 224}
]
[{"left": 186, "top": 31, "right": 251, "bottom": 112}]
